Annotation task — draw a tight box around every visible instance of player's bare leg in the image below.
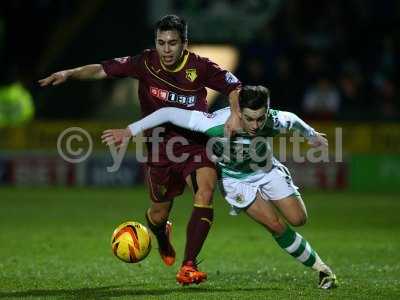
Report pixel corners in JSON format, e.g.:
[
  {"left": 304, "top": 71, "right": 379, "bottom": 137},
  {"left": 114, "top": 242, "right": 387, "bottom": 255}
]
[
  {"left": 176, "top": 166, "right": 216, "bottom": 285},
  {"left": 245, "top": 193, "right": 286, "bottom": 234},
  {"left": 146, "top": 200, "right": 176, "bottom": 266},
  {"left": 273, "top": 195, "right": 307, "bottom": 226},
  {"left": 246, "top": 193, "right": 337, "bottom": 289}
]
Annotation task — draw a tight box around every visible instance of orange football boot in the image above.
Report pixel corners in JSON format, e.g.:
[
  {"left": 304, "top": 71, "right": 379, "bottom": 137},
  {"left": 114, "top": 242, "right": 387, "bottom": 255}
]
[{"left": 176, "top": 260, "right": 207, "bottom": 285}]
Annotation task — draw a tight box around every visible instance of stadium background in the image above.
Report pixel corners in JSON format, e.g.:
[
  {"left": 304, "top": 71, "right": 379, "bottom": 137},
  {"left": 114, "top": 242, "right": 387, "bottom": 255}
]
[
  {"left": 0, "top": 1, "right": 399, "bottom": 299},
  {"left": 1, "top": 0, "right": 399, "bottom": 190}
]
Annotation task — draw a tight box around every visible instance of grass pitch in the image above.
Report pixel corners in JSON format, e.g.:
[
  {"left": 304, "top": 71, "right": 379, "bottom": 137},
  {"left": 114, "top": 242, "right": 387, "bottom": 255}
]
[{"left": 0, "top": 187, "right": 399, "bottom": 299}]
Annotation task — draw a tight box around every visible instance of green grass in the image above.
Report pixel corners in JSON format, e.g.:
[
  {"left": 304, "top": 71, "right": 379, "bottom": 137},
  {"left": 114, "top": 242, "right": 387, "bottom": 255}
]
[{"left": 0, "top": 187, "right": 399, "bottom": 299}]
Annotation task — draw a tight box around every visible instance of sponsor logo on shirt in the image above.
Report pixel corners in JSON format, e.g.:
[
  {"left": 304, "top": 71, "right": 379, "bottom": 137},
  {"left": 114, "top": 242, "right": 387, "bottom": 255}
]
[
  {"left": 150, "top": 86, "right": 196, "bottom": 107},
  {"left": 225, "top": 72, "right": 239, "bottom": 84},
  {"left": 185, "top": 68, "right": 198, "bottom": 82}
]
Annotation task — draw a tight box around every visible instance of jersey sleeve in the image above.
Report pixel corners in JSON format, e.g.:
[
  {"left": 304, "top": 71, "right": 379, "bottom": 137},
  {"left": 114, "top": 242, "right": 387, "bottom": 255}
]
[
  {"left": 128, "top": 107, "right": 229, "bottom": 137},
  {"left": 270, "top": 109, "right": 317, "bottom": 138},
  {"left": 101, "top": 54, "right": 143, "bottom": 79},
  {"left": 201, "top": 57, "right": 241, "bottom": 96},
  {"left": 188, "top": 107, "right": 229, "bottom": 136}
]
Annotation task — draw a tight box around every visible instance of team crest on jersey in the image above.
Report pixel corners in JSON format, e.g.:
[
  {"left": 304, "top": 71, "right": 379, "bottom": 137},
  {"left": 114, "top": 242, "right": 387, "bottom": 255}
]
[{"left": 185, "top": 68, "right": 198, "bottom": 82}]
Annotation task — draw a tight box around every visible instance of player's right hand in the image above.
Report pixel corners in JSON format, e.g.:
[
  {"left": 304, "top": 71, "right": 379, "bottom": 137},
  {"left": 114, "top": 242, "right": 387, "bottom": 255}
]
[
  {"left": 224, "top": 112, "right": 242, "bottom": 137},
  {"left": 38, "top": 70, "right": 71, "bottom": 87},
  {"left": 101, "top": 128, "right": 132, "bottom": 149}
]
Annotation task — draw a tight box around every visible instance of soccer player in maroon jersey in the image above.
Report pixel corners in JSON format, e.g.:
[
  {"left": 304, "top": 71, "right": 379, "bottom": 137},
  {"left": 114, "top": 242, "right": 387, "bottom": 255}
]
[{"left": 39, "top": 15, "right": 242, "bottom": 285}]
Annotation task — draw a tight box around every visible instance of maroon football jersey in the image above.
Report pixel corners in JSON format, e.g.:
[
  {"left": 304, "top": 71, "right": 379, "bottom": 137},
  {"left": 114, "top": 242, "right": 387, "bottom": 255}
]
[{"left": 101, "top": 49, "right": 241, "bottom": 166}]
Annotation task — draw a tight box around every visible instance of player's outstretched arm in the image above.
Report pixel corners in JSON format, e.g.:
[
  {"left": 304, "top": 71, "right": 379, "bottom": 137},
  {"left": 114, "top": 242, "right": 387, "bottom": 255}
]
[
  {"left": 127, "top": 107, "right": 211, "bottom": 136},
  {"left": 101, "top": 107, "right": 201, "bottom": 148},
  {"left": 38, "top": 64, "right": 106, "bottom": 87},
  {"left": 102, "top": 107, "right": 225, "bottom": 147},
  {"left": 274, "top": 111, "right": 328, "bottom": 147}
]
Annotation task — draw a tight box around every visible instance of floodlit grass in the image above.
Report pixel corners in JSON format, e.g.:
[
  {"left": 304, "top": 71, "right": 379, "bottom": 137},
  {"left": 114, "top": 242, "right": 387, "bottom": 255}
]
[{"left": 0, "top": 187, "right": 399, "bottom": 299}]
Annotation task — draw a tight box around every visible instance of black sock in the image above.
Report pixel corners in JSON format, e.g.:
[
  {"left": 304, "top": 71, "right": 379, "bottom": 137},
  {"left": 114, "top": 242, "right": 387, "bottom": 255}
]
[{"left": 145, "top": 210, "right": 168, "bottom": 247}]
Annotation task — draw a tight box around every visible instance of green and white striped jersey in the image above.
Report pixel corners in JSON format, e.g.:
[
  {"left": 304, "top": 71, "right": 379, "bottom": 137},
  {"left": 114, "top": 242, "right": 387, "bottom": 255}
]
[{"left": 129, "top": 107, "right": 317, "bottom": 178}]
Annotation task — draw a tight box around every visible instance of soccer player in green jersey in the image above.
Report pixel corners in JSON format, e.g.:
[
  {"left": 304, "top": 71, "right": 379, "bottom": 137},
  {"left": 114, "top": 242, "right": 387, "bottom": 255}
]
[{"left": 102, "top": 85, "right": 337, "bottom": 289}]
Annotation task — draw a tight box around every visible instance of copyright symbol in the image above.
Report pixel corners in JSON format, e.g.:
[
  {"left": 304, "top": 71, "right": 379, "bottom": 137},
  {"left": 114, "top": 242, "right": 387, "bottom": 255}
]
[{"left": 57, "top": 127, "right": 93, "bottom": 163}]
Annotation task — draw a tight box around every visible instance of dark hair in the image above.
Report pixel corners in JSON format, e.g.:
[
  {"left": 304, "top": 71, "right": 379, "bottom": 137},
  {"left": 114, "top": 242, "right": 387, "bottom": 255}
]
[
  {"left": 239, "top": 85, "right": 270, "bottom": 110},
  {"left": 155, "top": 15, "right": 188, "bottom": 42}
]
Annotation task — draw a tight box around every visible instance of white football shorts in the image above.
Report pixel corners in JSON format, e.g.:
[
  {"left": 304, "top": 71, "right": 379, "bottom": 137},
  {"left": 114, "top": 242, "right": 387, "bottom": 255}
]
[{"left": 220, "top": 162, "right": 300, "bottom": 210}]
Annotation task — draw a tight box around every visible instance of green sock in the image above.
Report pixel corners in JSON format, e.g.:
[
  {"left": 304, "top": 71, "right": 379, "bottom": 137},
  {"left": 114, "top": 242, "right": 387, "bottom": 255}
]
[{"left": 274, "top": 226, "right": 318, "bottom": 268}]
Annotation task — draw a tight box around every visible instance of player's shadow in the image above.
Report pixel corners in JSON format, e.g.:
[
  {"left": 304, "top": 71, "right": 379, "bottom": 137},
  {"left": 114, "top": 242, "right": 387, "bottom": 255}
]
[{"left": 0, "top": 284, "right": 280, "bottom": 299}]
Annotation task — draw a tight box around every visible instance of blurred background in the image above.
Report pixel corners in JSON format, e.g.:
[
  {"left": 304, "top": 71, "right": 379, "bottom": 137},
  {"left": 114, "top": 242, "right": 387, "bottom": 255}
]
[{"left": 0, "top": 0, "right": 399, "bottom": 190}]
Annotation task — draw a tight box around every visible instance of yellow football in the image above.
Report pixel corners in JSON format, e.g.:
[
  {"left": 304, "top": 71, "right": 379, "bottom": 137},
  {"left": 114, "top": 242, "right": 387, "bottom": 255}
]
[{"left": 111, "top": 221, "right": 151, "bottom": 263}]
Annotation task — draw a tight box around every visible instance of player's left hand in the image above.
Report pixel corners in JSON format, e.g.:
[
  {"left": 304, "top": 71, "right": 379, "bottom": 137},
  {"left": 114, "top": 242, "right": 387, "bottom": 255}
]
[
  {"left": 101, "top": 128, "right": 132, "bottom": 149},
  {"left": 224, "top": 112, "right": 241, "bottom": 137},
  {"left": 308, "top": 132, "right": 328, "bottom": 147}
]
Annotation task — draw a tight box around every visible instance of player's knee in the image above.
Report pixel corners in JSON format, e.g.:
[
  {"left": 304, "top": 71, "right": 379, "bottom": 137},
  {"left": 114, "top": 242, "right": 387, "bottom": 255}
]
[
  {"left": 149, "top": 206, "right": 169, "bottom": 224},
  {"left": 289, "top": 213, "right": 308, "bottom": 227},
  {"left": 194, "top": 187, "right": 214, "bottom": 206},
  {"left": 267, "top": 220, "right": 286, "bottom": 235}
]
